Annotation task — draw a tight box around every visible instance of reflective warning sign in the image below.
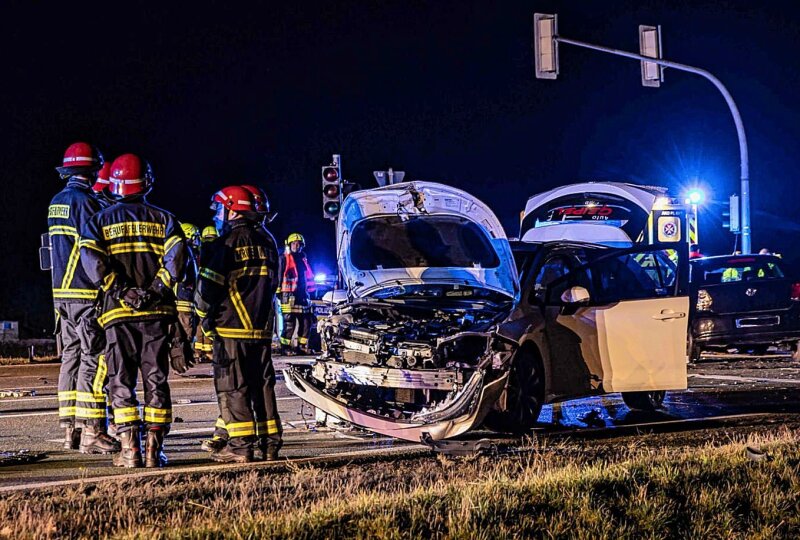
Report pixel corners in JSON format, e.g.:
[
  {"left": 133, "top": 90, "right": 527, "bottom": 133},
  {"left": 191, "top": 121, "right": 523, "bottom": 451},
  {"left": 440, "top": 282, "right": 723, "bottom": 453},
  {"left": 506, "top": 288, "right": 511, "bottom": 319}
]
[{"left": 658, "top": 216, "right": 681, "bottom": 242}]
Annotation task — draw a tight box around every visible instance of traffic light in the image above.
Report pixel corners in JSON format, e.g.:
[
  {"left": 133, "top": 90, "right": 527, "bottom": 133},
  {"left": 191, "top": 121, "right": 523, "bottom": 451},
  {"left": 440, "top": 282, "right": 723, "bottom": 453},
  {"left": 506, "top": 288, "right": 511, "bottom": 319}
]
[
  {"left": 723, "top": 194, "right": 740, "bottom": 233},
  {"left": 322, "top": 156, "right": 342, "bottom": 220}
]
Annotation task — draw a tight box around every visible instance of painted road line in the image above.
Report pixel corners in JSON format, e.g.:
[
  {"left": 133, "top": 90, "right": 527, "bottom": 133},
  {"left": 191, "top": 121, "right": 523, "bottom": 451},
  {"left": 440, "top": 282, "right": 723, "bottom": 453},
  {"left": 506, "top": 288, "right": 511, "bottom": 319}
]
[{"left": 689, "top": 373, "right": 800, "bottom": 385}]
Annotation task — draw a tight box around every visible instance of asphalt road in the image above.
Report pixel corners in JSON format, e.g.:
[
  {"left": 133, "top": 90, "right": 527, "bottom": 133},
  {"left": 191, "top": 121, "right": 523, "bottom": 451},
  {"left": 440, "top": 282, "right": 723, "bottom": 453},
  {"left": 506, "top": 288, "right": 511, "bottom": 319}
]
[{"left": 1, "top": 355, "right": 799, "bottom": 491}]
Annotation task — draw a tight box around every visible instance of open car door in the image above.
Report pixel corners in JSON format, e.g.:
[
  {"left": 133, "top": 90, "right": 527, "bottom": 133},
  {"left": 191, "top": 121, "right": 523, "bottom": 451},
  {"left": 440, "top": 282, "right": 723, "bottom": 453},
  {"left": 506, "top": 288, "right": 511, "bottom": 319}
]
[{"left": 544, "top": 244, "right": 689, "bottom": 396}]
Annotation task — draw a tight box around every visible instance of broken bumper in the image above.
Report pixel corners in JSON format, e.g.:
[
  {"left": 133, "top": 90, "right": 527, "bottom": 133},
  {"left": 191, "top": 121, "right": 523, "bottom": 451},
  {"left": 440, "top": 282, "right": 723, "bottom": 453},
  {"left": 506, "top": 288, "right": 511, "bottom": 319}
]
[{"left": 283, "top": 365, "right": 509, "bottom": 443}]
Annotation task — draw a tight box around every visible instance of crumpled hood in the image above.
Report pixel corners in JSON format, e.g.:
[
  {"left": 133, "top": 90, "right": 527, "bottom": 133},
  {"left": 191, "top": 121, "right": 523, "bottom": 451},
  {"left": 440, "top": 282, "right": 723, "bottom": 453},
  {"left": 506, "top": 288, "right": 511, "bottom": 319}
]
[{"left": 336, "top": 181, "right": 518, "bottom": 300}]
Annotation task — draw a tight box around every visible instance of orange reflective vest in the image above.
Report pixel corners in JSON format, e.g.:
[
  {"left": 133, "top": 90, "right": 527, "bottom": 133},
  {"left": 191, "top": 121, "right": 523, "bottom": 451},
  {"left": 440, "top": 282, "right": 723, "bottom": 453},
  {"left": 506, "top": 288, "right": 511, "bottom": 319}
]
[{"left": 280, "top": 252, "right": 315, "bottom": 294}]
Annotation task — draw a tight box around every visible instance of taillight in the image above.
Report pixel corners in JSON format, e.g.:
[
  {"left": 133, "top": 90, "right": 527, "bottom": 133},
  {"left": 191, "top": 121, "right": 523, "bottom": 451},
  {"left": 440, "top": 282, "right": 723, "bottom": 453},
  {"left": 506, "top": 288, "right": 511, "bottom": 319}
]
[
  {"left": 791, "top": 283, "right": 800, "bottom": 301},
  {"left": 696, "top": 289, "right": 713, "bottom": 311}
]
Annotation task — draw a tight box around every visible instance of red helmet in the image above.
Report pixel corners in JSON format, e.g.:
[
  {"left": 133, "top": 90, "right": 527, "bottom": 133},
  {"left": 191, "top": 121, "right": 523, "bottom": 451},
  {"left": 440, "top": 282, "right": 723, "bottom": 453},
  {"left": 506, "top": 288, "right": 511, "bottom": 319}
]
[
  {"left": 240, "top": 184, "right": 270, "bottom": 214},
  {"left": 56, "top": 142, "right": 104, "bottom": 175},
  {"left": 92, "top": 162, "right": 112, "bottom": 193},
  {"left": 109, "top": 153, "right": 154, "bottom": 199},
  {"left": 211, "top": 185, "right": 255, "bottom": 213}
]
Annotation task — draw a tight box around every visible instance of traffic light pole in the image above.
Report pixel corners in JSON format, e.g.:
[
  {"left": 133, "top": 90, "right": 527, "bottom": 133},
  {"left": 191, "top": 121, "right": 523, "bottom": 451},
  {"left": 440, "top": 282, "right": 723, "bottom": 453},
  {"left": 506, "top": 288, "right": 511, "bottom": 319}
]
[{"left": 554, "top": 36, "right": 751, "bottom": 253}]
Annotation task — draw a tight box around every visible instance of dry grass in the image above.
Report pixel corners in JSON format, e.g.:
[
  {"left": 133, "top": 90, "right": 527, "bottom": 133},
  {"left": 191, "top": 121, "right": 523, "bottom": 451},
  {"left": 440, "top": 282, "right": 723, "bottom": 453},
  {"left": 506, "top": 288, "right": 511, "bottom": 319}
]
[
  {"left": 0, "top": 356, "right": 58, "bottom": 366},
  {"left": 1, "top": 427, "right": 799, "bottom": 539}
]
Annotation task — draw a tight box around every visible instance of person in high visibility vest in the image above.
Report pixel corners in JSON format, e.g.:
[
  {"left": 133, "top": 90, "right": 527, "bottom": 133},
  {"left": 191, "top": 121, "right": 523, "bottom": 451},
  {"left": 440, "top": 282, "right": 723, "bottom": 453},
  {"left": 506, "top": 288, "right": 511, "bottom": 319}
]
[{"left": 279, "top": 233, "right": 315, "bottom": 355}]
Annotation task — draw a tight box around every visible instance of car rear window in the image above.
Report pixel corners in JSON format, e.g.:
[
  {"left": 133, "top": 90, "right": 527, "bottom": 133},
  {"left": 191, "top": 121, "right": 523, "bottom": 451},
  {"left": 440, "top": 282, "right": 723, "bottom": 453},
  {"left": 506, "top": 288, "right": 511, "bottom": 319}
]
[
  {"left": 350, "top": 215, "right": 500, "bottom": 270},
  {"left": 694, "top": 258, "right": 785, "bottom": 285}
]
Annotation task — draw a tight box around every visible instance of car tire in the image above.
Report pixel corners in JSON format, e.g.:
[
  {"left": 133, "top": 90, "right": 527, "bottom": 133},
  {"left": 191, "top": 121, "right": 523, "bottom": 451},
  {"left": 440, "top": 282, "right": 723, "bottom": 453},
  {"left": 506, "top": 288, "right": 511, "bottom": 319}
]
[
  {"left": 482, "top": 349, "right": 544, "bottom": 435},
  {"left": 621, "top": 391, "right": 666, "bottom": 411}
]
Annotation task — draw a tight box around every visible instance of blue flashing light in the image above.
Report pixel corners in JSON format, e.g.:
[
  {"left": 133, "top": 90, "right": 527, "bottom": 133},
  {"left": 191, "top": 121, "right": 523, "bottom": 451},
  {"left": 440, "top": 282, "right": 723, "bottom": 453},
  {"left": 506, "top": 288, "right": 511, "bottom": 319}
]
[
  {"left": 687, "top": 189, "right": 705, "bottom": 205},
  {"left": 314, "top": 273, "right": 327, "bottom": 284}
]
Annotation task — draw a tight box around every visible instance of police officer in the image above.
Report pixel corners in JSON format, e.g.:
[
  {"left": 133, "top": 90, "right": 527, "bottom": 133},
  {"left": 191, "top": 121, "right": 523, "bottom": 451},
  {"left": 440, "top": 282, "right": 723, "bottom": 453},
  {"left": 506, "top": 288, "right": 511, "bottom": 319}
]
[
  {"left": 48, "top": 142, "right": 119, "bottom": 454},
  {"left": 80, "top": 153, "right": 189, "bottom": 468},
  {"left": 279, "top": 233, "right": 315, "bottom": 355},
  {"left": 195, "top": 185, "right": 282, "bottom": 462}
]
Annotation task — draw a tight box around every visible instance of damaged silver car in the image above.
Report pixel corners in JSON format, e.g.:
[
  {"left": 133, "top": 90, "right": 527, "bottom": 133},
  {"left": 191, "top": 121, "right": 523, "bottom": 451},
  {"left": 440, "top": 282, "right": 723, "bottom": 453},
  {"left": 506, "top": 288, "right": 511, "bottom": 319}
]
[{"left": 283, "top": 182, "right": 520, "bottom": 442}]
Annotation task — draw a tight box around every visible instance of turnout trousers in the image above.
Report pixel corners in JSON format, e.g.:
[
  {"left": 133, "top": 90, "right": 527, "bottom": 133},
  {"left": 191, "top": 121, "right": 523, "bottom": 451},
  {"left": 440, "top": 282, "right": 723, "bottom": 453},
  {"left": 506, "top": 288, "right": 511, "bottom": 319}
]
[
  {"left": 55, "top": 302, "right": 107, "bottom": 427},
  {"left": 213, "top": 337, "right": 282, "bottom": 454},
  {"left": 105, "top": 320, "right": 173, "bottom": 434},
  {"left": 279, "top": 293, "right": 311, "bottom": 348}
]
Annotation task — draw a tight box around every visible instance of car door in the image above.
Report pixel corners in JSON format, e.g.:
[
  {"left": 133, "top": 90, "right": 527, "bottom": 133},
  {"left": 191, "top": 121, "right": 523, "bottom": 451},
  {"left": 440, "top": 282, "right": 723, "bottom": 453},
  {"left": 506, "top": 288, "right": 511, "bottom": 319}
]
[{"left": 543, "top": 244, "right": 689, "bottom": 397}]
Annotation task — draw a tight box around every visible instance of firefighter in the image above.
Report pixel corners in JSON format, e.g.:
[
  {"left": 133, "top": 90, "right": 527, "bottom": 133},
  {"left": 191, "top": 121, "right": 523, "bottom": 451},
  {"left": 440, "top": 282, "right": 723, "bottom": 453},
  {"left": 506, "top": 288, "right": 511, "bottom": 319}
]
[
  {"left": 91, "top": 161, "right": 112, "bottom": 204},
  {"left": 47, "top": 142, "right": 119, "bottom": 454},
  {"left": 80, "top": 153, "right": 189, "bottom": 468},
  {"left": 279, "top": 233, "right": 315, "bottom": 355},
  {"left": 195, "top": 185, "right": 282, "bottom": 463},
  {"left": 176, "top": 223, "right": 200, "bottom": 345},
  {"left": 193, "top": 226, "right": 218, "bottom": 360}
]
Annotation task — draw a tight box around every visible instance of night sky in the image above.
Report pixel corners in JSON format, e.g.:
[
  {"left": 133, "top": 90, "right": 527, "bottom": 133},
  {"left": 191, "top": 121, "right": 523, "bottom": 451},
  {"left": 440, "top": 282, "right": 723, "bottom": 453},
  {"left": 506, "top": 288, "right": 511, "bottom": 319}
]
[{"left": 3, "top": 0, "right": 799, "bottom": 333}]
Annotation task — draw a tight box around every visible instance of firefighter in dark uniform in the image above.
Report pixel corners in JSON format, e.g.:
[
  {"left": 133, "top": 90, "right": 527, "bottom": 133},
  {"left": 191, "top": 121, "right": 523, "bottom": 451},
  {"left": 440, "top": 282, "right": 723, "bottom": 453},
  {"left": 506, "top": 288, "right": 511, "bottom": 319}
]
[
  {"left": 175, "top": 222, "right": 200, "bottom": 352},
  {"left": 80, "top": 153, "right": 189, "bottom": 468},
  {"left": 199, "top": 184, "right": 277, "bottom": 455},
  {"left": 195, "top": 185, "right": 282, "bottom": 463},
  {"left": 91, "top": 161, "right": 112, "bottom": 205},
  {"left": 47, "top": 142, "right": 120, "bottom": 454},
  {"left": 193, "top": 225, "right": 219, "bottom": 360},
  {"left": 279, "top": 233, "right": 315, "bottom": 355}
]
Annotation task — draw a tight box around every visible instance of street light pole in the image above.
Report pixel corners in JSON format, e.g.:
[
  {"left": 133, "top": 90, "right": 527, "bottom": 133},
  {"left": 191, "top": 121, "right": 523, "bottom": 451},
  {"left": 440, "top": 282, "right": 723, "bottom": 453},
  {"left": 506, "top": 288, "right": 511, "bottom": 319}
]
[{"left": 548, "top": 35, "right": 751, "bottom": 253}]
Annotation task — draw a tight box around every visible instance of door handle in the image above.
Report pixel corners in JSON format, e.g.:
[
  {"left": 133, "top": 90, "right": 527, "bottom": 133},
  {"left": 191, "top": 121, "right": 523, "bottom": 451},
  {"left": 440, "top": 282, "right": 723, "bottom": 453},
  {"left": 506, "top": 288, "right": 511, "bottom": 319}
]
[{"left": 652, "top": 309, "right": 686, "bottom": 321}]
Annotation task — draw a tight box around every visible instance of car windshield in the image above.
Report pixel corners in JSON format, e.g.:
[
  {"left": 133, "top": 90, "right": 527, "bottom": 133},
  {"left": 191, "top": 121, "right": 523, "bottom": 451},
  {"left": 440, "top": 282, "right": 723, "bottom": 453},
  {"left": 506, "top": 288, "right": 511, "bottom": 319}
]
[
  {"left": 693, "top": 257, "right": 785, "bottom": 285},
  {"left": 350, "top": 215, "right": 500, "bottom": 270}
]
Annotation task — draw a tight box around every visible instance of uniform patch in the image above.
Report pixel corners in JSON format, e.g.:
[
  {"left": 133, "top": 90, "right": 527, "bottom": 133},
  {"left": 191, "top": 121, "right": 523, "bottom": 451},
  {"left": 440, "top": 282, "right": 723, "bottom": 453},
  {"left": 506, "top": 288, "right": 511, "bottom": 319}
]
[
  {"left": 102, "top": 221, "right": 166, "bottom": 240},
  {"left": 48, "top": 205, "right": 70, "bottom": 219},
  {"left": 234, "top": 245, "right": 268, "bottom": 262}
]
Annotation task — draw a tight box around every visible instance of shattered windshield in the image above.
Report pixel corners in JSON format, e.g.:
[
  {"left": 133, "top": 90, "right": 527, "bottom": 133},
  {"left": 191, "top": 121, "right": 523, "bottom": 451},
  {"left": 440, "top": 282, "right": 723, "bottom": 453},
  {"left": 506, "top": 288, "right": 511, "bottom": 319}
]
[{"left": 351, "top": 215, "right": 500, "bottom": 270}]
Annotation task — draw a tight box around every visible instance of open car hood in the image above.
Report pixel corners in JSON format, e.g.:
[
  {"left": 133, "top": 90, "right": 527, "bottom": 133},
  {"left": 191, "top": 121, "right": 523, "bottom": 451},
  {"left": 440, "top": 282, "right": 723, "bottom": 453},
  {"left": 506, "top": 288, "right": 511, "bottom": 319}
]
[{"left": 336, "top": 181, "right": 518, "bottom": 300}]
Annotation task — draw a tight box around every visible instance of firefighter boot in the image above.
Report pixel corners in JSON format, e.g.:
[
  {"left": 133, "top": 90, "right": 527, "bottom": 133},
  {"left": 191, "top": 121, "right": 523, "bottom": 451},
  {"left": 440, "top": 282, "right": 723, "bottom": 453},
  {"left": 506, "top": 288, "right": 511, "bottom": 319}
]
[
  {"left": 200, "top": 436, "right": 228, "bottom": 453},
  {"left": 63, "top": 427, "right": 82, "bottom": 450},
  {"left": 144, "top": 430, "right": 168, "bottom": 468},
  {"left": 210, "top": 445, "right": 253, "bottom": 464},
  {"left": 113, "top": 429, "right": 143, "bottom": 468},
  {"left": 79, "top": 425, "right": 122, "bottom": 455},
  {"left": 259, "top": 438, "right": 282, "bottom": 461}
]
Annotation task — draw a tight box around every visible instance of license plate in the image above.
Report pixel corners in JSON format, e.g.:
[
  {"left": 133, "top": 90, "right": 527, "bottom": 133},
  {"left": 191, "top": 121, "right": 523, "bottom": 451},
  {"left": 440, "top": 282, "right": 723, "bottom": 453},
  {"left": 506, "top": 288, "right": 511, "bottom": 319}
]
[{"left": 735, "top": 315, "right": 780, "bottom": 328}]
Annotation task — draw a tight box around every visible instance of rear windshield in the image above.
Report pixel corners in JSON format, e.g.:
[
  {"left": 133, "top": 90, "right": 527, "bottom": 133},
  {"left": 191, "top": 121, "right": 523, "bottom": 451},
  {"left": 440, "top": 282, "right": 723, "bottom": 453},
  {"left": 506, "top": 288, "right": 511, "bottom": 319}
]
[
  {"left": 350, "top": 215, "right": 500, "bottom": 270},
  {"left": 693, "top": 258, "right": 785, "bottom": 285}
]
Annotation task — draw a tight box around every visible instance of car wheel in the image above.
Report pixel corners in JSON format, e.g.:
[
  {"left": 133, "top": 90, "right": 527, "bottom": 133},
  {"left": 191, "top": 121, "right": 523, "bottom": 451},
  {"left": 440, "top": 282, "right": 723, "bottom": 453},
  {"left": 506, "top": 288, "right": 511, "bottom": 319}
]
[
  {"left": 621, "top": 391, "right": 666, "bottom": 411},
  {"left": 482, "top": 349, "right": 544, "bottom": 435}
]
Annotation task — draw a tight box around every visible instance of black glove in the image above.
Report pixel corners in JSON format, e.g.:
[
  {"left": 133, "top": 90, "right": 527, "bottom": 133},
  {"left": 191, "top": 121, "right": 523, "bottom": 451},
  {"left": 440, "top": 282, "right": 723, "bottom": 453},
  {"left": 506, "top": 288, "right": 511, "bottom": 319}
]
[
  {"left": 119, "top": 288, "right": 152, "bottom": 311},
  {"left": 168, "top": 324, "right": 195, "bottom": 374}
]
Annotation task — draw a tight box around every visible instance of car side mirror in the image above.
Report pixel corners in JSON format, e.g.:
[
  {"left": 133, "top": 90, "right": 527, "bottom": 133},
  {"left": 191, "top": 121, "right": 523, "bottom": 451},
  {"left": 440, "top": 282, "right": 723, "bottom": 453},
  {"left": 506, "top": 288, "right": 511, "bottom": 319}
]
[
  {"left": 322, "top": 289, "right": 348, "bottom": 304},
  {"left": 560, "top": 286, "right": 590, "bottom": 305}
]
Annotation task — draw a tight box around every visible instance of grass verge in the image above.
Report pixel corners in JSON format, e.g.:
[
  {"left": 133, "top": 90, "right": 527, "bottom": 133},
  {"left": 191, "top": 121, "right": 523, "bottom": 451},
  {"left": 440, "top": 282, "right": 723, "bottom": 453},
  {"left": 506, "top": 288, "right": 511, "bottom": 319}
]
[{"left": 1, "top": 428, "right": 799, "bottom": 539}]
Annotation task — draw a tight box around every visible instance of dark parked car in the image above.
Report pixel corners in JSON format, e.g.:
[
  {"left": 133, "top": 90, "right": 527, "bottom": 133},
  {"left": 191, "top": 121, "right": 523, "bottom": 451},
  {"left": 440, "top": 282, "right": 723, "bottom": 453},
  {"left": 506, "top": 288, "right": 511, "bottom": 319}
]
[{"left": 689, "top": 254, "right": 800, "bottom": 361}]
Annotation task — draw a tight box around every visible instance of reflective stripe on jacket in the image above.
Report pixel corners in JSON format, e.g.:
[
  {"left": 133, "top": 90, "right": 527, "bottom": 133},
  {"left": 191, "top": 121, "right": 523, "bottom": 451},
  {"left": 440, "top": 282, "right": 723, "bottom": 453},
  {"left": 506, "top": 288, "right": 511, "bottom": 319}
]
[
  {"left": 47, "top": 178, "right": 103, "bottom": 302},
  {"left": 280, "top": 251, "right": 315, "bottom": 295},
  {"left": 79, "top": 199, "right": 188, "bottom": 327},
  {"left": 194, "top": 221, "right": 280, "bottom": 340}
]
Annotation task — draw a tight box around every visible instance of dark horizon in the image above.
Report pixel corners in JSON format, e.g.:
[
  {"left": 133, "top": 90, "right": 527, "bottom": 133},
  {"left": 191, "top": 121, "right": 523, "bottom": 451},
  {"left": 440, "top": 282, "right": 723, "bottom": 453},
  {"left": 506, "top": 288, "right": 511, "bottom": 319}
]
[{"left": 3, "top": 0, "right": 799, "bottom": 332}]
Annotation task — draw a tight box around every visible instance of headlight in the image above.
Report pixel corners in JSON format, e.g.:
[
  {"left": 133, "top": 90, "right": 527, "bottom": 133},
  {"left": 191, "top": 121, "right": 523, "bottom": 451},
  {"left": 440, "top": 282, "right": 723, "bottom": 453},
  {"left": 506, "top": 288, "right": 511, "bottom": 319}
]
[{"left": 696, "top": 289, "right": 713, "bottom": 312}]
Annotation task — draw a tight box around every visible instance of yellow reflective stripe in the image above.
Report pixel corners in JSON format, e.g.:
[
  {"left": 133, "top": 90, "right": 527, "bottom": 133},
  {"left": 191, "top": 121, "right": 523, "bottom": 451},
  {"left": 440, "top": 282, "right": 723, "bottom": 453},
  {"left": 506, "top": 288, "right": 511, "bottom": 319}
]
[
  {"left": 298, "top": 337, "right": 308, "bottom": 345},
  {"left": 93, "top": 355, "right": 107, "bottom": 396},
  {"left": 195, "top": 307, "right": 208, "bottom": 318},
  {"left": 49, "top": 225, "right": 78, "bottom": 236},
  {"left": 58, "top": 390, "right": 77, "bottom": 401},
  {"left": 200, "top": 268, "right": 225, "bottom": 285},
  {"left": 59, "top": 406, "right": 76, "bottom": 416},
  {"left": 144, "top": 407, "right": 172, "bottom": 423},
  {"left": 216, "top": 328, "right": 271, "bottom": 340},
  {"left": 280, "top": 304, "right": 292, "bottom": 313},
  {"left": 101, "top": 272, "right": 117, "bottom": 292},
  {"left": 76, "top": 391, "right": 106, "bottom": 403},
  {"left": 229, "top": 280, "right": 253, "bottom": 330},
  {"left": 164, "top": 235, "right": 182, "bottom": 255},
  {"left": 79, "top": 238, "right": 106, "bottom": 254},
  {"left": 201, "top": 343, "right": 213, "bottom": 352},
  {"left": 114, "top": 407, "right": 141, "bottom": 424},
  {"left": 98, "top": 306, "right": 176, "bottom": 327},
  {"left": 107, "top": 242, "right": 165, "bottom": 256},
  {"left": 176, "top": 300, "right": 193, "bottom": 313},
  {"left": 52, "top": 289, "right": 98, "bottom": 300},
  {"left": 279, "top": 337, "right": 291, "bottom": 345},
  {"left": 266, "top": 419, "right": 281, "bottom": 435},
  {"left": 156, "top": 267, "right": 174, "bottom": 288},
  {"left": 75, "top": 407, "right": 107, "bottom": 419},
  {"left": 60, "top": 239, "right": 81, "bottom": 289},
  {"left": 225, "top": 421, "right": 256, "bottom": 437},
  {"left": 215, "top": 417, "right": 227, "bottom": 429},
  {"left": 229, "top": 266, "right": 274, "bottom": 279}
]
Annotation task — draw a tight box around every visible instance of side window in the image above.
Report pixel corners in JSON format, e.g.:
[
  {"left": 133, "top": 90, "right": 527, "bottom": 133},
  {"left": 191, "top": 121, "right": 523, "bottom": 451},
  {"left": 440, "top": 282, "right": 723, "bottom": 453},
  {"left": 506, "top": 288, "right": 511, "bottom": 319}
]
[
  {"left": 547, "top": 248, "right": 680, "bottom": 305},
  {"left": 529, "top": 256, "right": 571, "bottom": 304}
]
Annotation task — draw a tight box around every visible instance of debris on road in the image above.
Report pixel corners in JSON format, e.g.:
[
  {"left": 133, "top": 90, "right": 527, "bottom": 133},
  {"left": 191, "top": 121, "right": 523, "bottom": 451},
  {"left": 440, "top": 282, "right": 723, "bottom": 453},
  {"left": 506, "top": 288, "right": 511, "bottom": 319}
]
[
  {"left": 745, "top": 446, "right": 771, "bottom": 462},
  {"left": 0, "top": 389, "right": 36, "bottom": 399},
  {"left": 0, "top": 450, "right": 47, "bottom": 466}
]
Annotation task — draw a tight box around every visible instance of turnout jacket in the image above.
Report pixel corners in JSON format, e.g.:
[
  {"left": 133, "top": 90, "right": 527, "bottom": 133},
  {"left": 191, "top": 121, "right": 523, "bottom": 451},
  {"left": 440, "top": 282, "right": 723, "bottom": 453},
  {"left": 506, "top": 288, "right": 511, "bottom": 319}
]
[
  {"left": 47, "top": 177, "right": 104, "bottom": 302},
  {"left": 79, "top": 199, "right": 189, "bottom": 328},
  {"left": 195, "top": 220, "right": 280, "bottom": 340}
]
